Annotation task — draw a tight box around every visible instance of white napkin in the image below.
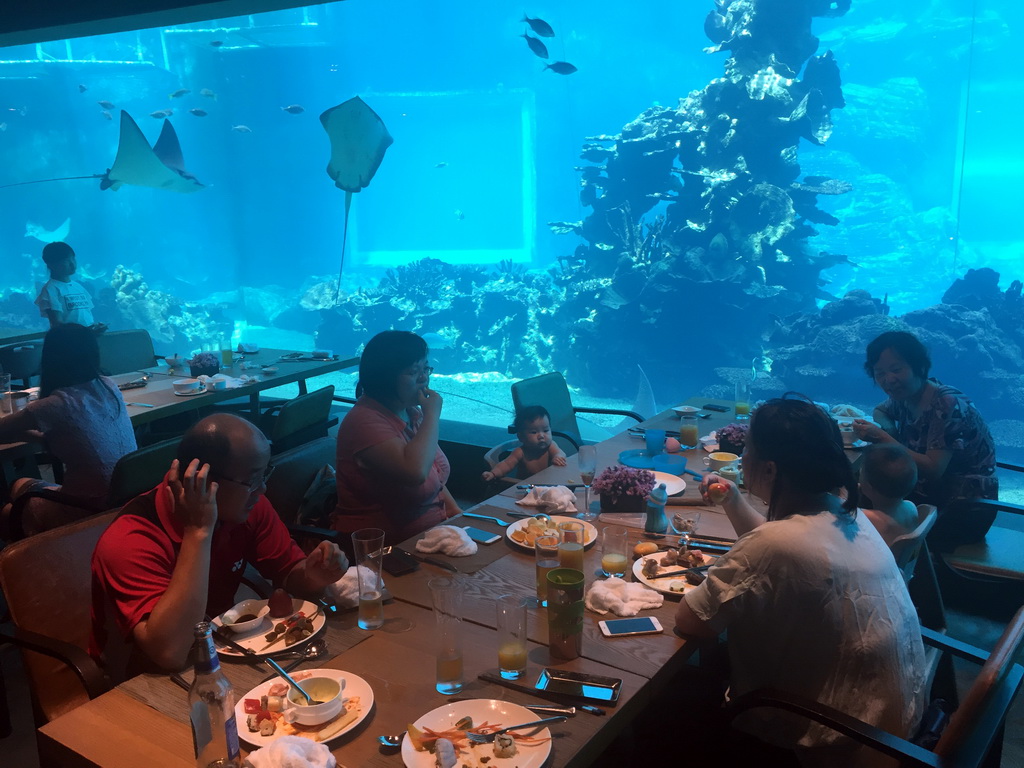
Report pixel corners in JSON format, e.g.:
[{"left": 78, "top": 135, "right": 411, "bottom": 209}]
[
  {"left": 243, "top": 735, "right": 336, "bottom": 768},
  {"left": 585, "top": 577, "right": 664, "bottom": 617},
  {"left": 197, "top": 373, "right": 252, "bottom": 390},
  {"left": 700, "top": 431, "right": 719, "bottom": 452},
  {"left": 416, "top": 525, "right": 478, "bottom": 556},
  {"left": 325, "top": 565, "right": 381, "bottom": 609},
  {"left": 515, "top": 486, "right": 577, "bottom": 514}
]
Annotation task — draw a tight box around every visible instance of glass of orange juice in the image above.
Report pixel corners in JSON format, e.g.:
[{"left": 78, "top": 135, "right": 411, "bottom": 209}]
[
  {"left": 735, "top": 380, "right": 751, "bottom": 420},
  {"left": 557, "top": 521, "right": 586, "bottom": 572},
  {"left": 535, "top": 535, "right": 560, "bottom": 607},
  {"left": 600, "top": 526, "right": 630, "bottom": 578},
  {"left": 678, "top": 415, "right": 699, "bottom": 449},
  {"left": 496, "top": 595, "right": 529, "bottom": 680}
]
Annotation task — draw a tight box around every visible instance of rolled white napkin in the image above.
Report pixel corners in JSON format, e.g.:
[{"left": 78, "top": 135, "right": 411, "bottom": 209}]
[
  {"left": 585, "top": 576, "right": 664, "bottom": 616},
  {"left": 243, "top": 735, "right": 336, "bottom": 768},
  {"left": 326, "top": 565, "right": 381, "bottom": 609},
  {"left": 416, "top": 525, "right": 478, "bottom": 557},
  {"left": 515, "top": 485, "right": 577, "bottom": 514}
]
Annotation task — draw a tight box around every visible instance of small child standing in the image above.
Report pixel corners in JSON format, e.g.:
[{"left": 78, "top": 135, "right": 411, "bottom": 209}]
[
  {"left": 34, "top": 242, "right": 101, "bottom": 330},
  {"left": 860, "top": 443, "right": 920, "bottom": 546},
  {"left": 483, "top": 405, "right": 567, "bottom": 481}
]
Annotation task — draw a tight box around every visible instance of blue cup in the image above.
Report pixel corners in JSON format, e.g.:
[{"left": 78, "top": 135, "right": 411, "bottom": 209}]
[{"left": 645, "top": 429, "right": 666, "bottom": 457}]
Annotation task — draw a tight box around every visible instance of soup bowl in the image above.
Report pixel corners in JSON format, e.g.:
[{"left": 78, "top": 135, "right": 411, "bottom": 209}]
[
  {"left": 172, "top": 378, "right": 202, "bottom": 394},
  {"left": 283, "top": 677, "right": 344, "bottom": 725}
]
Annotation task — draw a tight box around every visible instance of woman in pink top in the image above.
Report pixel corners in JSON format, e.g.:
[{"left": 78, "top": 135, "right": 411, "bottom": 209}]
[{"left": 332, "top": 331, "right": 460, "bottom": 543}]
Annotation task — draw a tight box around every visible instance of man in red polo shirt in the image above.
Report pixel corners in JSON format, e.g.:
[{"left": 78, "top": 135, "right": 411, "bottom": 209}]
[{"left": 90, "top": 414, "right": 347, "bottom": 682}]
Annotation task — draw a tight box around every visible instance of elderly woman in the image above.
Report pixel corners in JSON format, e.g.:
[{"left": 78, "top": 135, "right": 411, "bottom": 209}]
[
  {"left": 331, "top": 331, "right": 461, "bottom": 543},
  {"left": 676, "top": 397, "right": 925, "bottom": 766},
  {"left": 853, "top": 330, "right": 997, "bottom": 546},
  {"left": 0, "top": 323, "right": 137, "bottom": 537}
]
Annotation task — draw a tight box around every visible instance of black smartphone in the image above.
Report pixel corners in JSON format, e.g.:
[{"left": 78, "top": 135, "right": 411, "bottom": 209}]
[
  {"left": 382, "top": 549, "right": 418, "bottom": 576},
  {"left": 463, "top": 526, "right": 501, "bottom": 545},
  {"left": 702, "top": 403, "right": 729, "bottom": 412}
]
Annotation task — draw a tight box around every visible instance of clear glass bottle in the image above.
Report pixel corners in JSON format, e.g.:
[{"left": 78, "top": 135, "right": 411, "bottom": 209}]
[{"left": 189, "top": 622, "right": 241, "bottom": 768}]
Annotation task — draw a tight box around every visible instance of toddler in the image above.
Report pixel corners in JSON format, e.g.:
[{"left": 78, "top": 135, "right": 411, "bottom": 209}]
[
  {"left": 34, "top": 242, "right": 104, "bottom": 330},
  {"left": 860, "top": 443, "right": 919, "bottom": 546},
  {"left": 483, "top": 405, "right": 567, "bottom": 481}
]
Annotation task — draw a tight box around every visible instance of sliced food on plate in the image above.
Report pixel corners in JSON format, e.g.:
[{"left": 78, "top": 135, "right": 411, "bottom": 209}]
[{"left": 633, "top": 548, "right": 717, "bottom": 597}]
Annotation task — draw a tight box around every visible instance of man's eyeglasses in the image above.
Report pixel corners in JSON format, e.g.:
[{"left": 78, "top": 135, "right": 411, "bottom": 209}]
[
  {"left": 216, "top": 464, "right": 275, "bottom": 493},
  {"left": 403, "top": 365, "right": 434, "bottom": 378}
]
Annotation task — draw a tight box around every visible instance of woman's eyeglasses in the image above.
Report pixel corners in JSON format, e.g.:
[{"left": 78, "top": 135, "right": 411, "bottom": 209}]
[{"left": 403, "top": 365, "right": 434, "bottom": 378}]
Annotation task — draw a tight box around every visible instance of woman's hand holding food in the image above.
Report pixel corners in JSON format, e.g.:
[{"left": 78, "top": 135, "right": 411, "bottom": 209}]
[
  {"left": 852, "top": 419, "right": 889, "bottom": 443},
  {"left": 166, "top": 458, "right": 218, "bottom": 537},
  {"left": 699, "top": 473, "right": 738, "bottom": 507},
  {"left": 417, "top": 386, "right": 443, "bottom": 421}
]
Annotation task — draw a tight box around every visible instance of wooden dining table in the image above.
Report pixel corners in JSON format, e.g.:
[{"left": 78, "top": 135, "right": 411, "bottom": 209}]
[{"left": 35, "top": 399, "right": 756, "bottom": 768}]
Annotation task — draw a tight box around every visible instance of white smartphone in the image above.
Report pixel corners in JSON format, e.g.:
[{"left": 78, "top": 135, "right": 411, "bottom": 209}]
[
  {"left": 462, "top": 526, "right": 501, "bottom": 545},
  {"left": 598, "top": 616, "right": 664, "bottom": 638}
]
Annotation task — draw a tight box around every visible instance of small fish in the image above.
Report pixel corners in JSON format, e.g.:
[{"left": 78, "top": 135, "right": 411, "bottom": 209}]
[
  {"left": 232, "top": 125, "right": 252, "bottom": 133},
  {"left": 100, "top": 110, "right": 112, "bottom": 120},
  {"left": 150, "top": 109, "right": 173, "bottom": 118},
  {"left": 281, "top": 104, "right": 304, "bottom": 114},
  {"left": 97, "top": 100, "right": 115, "bottom": 110},
  {"left": 169, "top": 88, "right": 191, "bottom": 99},
  {"left": 454, "top": 209, "right": 465, "bottom": 220},
  {"left": 521, "top": 33, "right": 549, "bottom": 59},
  {"left": 189, "top": 108, "right": 208, "bottom": 117},
  {"left": 434, "top": 162, "right": 448, "bottom": 168},
  {"left": 200, "top": 89, "right": 217, "bottom": 100},
  {"left": 78, "top": 84, "right": 88, "bottom": 93},
  {"left": 544, "top": 61, "right": 578, "bottom": 75},
  {"left": 522, "top": 14, "right": 555, "bottom": 37},
  {"left": 210, "top": 40, "right": 223, "bottom": 48}
]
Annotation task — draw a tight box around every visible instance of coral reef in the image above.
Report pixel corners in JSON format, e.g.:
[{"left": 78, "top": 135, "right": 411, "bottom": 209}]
[{"left": 552, "top": 0, "right": 853, "bottom": 394}]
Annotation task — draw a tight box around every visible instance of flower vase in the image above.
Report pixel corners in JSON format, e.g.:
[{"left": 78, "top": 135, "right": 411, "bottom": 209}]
[
  {"left": 599, "top": 493, "right": 646, "bottom": 515},
  {"left": 190, "top": 364, "right": 219, "bottom": 378},
  {"left": 718, "top": 437, "right": 744, "bottom": 455}
]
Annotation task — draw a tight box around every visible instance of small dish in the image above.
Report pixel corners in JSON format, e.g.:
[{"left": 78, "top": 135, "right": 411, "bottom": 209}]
[
  {"left": 672, "top": 405, "right": 701, "bottom": 416},
  {"left": 261, "top": 366, "right": 279, "bottom": 374},
  {"left": 220, "top": 599, "right": 268, "bottom": 634}
]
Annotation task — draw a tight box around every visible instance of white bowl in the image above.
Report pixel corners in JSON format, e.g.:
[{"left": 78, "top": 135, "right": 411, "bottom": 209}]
[
  {"left": 172, "top": 378, "right": 201, "bottom": 394},
  {"left": 673, "top": 405, "right": 701, "bottom": 415},
  {"left": 219, "top": 599, "right": 268, "bottom": 634},
  {"left": 285, "top": 677, "right": 344, "bottom": 725}
]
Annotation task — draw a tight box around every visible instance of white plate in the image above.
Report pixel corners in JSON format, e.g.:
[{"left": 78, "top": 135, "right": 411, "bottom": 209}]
[
  {"left": 505, "top": 514, "right": 597, "bottom": 551},
  {"left": 172, "top": 389, "right": 205, "bottom": 397},
  {"left": 651, "top": 471, "right": 686, "bottom": 496},
  {"left": 235, "top": 668, "right": 373, "bottom": 746},
  {"left": 672, "top": 405, "right": 701, "bottom": 415},
  {"left": 212, "top": 598, "right": 325, "bottom": 657},
  {"left": 632, "top": 549, "right": 717, "bottom": 597},
  {"left": 401, "top": 699, "right": 553, "bottom": 768}
]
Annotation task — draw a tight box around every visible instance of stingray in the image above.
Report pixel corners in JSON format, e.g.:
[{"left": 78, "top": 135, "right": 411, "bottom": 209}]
[
  {"left": 320, "top": 96, "right": 393, "bottom": 303},
  {"left": 0, "top": 110, "right": 203, "bottom": 193}
]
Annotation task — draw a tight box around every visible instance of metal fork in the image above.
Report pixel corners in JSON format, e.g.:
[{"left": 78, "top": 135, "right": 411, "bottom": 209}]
[{"left": 465, "top": 716, "right": 567, "bottom": 743}]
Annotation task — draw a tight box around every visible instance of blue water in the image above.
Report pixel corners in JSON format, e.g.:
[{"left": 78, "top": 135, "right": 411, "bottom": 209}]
[{"left": 0, "top": 0, "right": 1021, "bottom": 439}]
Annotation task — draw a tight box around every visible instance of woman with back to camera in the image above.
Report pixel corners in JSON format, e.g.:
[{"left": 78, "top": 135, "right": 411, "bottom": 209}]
[
  {"left": 331, "top": 330, "right": 461, "bottom": 544},
  {"left": 0, "top": 323, "right": 137, "bottom": 537},
  {"left": 853, "top": 330, "right": 997, "bottom": 546},
  {"left": 675, "top": 396, "right": 925, "bottom": 767}
]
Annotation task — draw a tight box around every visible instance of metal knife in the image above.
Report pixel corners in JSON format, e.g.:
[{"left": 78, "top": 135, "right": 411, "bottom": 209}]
[
  {"left": 647, "top": 563, "right": 713, "bottom": 580},
  {"left": 516, "top": 483, "right": 585, "bottom": 490},
  {"left": 398, "top": 548, "right": 459, "bottom": 573},
  {"left": 211, "top": 626, "right": 264, "bottom": 662},
  {"left": 462, "top": 512, "right": 508, "bottom": 528},
  {"left": 478, "top": 671, "right": 606, "bottom": 715}
]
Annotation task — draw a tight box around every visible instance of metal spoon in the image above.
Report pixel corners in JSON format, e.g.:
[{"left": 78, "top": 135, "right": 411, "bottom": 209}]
[{"left": 263, "top": 657, "right": 321, "bottom": 704}]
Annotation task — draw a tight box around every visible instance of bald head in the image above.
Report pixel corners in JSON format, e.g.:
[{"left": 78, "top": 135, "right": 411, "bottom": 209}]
[{"left": 177, "top": 414, "right": 269, "bottom": 476}]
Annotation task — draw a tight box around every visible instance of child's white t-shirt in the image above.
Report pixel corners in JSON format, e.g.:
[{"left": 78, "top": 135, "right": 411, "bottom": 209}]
[{"left": 34, "top": 278, "right": 95, "bottom": 326}]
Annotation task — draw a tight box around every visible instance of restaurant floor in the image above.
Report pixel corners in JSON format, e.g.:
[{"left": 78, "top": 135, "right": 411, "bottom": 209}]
[{"left": 2, "top": 602, "right": 1023, "bottom": 767}]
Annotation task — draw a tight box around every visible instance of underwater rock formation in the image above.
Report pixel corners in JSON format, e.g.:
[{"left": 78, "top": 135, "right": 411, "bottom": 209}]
[{"left": 552, "top": 0, "right": 853, "bottom": 395}]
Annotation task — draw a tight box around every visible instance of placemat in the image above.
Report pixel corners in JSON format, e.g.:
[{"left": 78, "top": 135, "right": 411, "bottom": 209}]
[
  {"left": 397, "top": 511, "right": 517, "bottom": 574},
  {"left": 119, "top": 623, "right": 370, "bottom": 723}
]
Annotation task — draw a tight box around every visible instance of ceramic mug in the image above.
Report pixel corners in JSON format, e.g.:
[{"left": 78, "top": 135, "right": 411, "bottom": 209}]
[
  {"left": 703, "top": 451, "right": 739, "bottom": 471},
  {"left": 206, "top": 379, "right": 228, "bottom": 393}
]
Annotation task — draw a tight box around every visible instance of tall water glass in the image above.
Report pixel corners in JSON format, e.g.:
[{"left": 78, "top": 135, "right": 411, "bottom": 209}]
[
  {"left": 535, "top": 535, "right": 560, "bottom": 607},
  {"left": 351, "top": 528, "right": 385, "bottom": 630},
  {"left": 735, "top": 380, "right": 751, "bottom": 420},
  {"left": 496, "top": 595, "right": 529, "bottom": 680},
  {"left": 429, "top": 576, "right": 464, "bottom": 694},
  {"left": 577, "top": 444, "right": 598, "bottom": 522},
  {"left": 0, "top": 373, "right": 10, "bottom": 416},
  {"left": 557, "top": 521, "right": 586, "bottom": 572}
]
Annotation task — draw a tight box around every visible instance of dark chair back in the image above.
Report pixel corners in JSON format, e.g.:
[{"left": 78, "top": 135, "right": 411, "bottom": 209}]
[
  {"left": 264, "top": 436, "right": 336, "bottom": 526},
  {"left": 263, "top": 385, "right": 336, "bottom": 454},
  {"left": 97, "top": 329, "right": 157, "bottom": 375},
  {"left": 107, "top": 437, "right": 182, "bottom": 507},
  {"left": 0, "top": 511, "right": 115, "bottom": 724},
  {"left": 511, "top": 372, "right": 580, "bottom": 445},
  {"left": 0, "top": 342, "right": 43, "bottom": 388}
]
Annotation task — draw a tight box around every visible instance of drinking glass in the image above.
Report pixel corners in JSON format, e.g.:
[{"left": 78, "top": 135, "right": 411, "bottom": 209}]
[
  {"left": 670, "top": 510, "right": 703, "bottom": 551},
  {"left": 557, "top": 521, "right": 586, "bottom": 572},
  {"left": 429, "top": 576, "right": 464, "bottom": 694},
  {"left": 535, "top": 535, "right": 560, "bottom": 607},
  {"left": 735, "top": 380, "right": 751, "bottom": 420},
  {"left": 351, "top": 528, "right": 385, "bottom": 630},
  {"left": 645, "top": 429, "right": 666, "bottom": 457},
  {"left": 0, "top": 373, "right": 10, "bottom": 416},
  {"left": 600, "top": 526, "right": 630, "bottom": 578},
  {"left": 678, "top": 415, "right": 699, "bottom": 449},
  {"left": 577, "top": 444, "right": 598, "bottom": 522},
  {"left": 496, "top": 595, "right": 529, "bottom": 680}
]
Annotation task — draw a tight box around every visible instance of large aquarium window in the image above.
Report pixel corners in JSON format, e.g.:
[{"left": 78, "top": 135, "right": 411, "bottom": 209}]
[{"left": 0, "top": 0, "right": 1020, "bottom": 470}]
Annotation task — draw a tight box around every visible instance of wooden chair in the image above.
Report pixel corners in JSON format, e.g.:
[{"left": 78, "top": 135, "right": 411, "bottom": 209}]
[
  {"left": 0, "top": 341, "right": 43, "bottom": 389},
  {"left": 96, "top": 329, "right": 161, "bottom": 375},
  {"left": 260, "top": 385, "right": 338, "bottom": 454},
  {"left": 6, "top": 437, "right": 181, "bottom": 540},
  {"left": 891, "top": 504, "right": 939, "bottom": 585},
  {"left": 510, "top": 371, "right": 642, "bottom": 453},
  {"left": 0, "top": 512, "right": 115, "bottom": 726},
  {"left": 722, "top": 606, "right": 1024, "bottom": 767}
]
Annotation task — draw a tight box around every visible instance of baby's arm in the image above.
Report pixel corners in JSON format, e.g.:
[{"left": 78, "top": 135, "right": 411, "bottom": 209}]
[
  {"left": 549, "top": 442, "right": 567, "bottom": 467},
  {"left": 483, "top": 447, "right": 524, "bottom": 481}
]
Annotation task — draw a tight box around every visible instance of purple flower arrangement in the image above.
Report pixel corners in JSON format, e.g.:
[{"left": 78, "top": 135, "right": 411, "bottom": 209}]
[
  {"left": 189, "top": 351, "right": 220, "bottom": 369},
  {"left": 717, "top": 422, "right": 749, "bottom": 452},
  {"left": 592, "top": 466, "right": 656, "bottom": 497}
]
